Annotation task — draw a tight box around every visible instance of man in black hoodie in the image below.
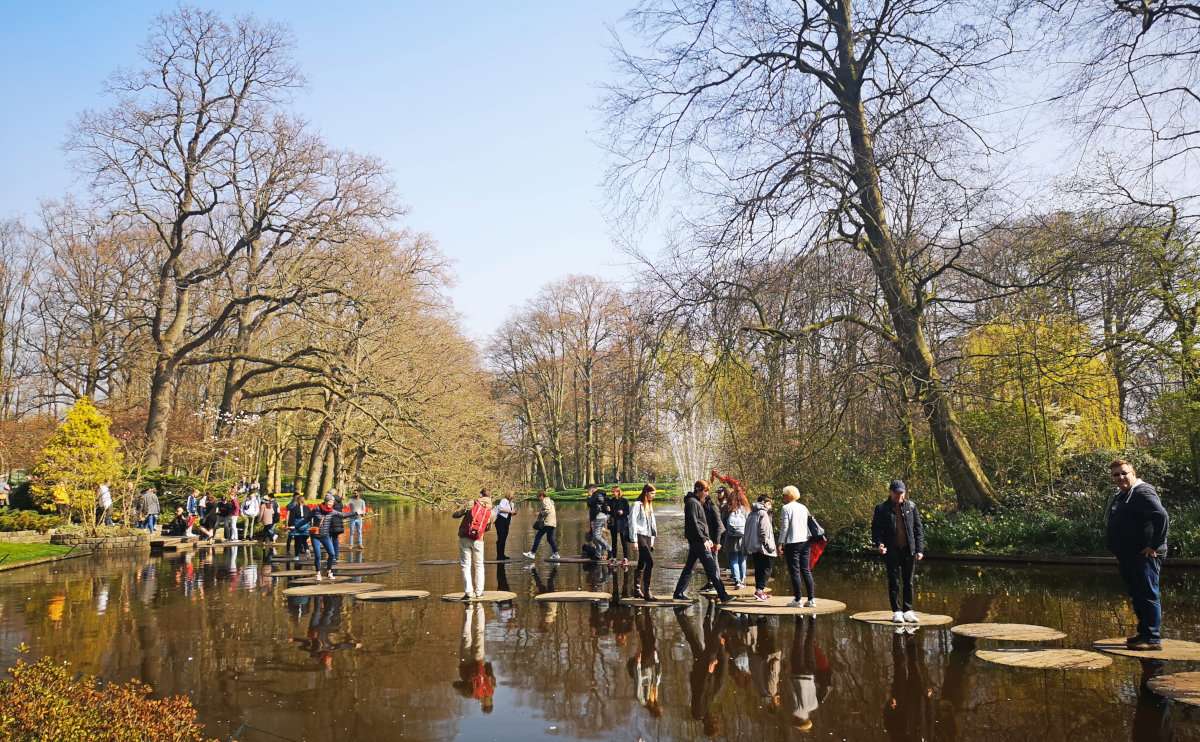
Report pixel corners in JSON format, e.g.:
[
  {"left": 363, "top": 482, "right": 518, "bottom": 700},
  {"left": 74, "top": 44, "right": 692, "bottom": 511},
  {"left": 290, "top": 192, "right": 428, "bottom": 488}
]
[
  {"left": 673, "top": 481, "right": 733, "bottom": 602},
  {"left": 1106, "top": 459, "right": 1169, "bottom": 650}
]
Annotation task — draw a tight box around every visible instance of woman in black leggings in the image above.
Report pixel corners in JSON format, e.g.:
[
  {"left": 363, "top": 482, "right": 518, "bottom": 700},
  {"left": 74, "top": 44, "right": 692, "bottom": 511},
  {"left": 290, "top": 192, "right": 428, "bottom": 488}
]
[{"left": 629, "top": 485, "right": 658, "bottom": 599}]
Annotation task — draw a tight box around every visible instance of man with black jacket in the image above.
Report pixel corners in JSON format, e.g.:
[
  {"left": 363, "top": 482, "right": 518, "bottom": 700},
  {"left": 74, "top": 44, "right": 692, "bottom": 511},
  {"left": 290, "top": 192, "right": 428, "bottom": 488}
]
[
  {"left": 673, "top": 481, "right": 733, "bottom": 602},
  {"left": 1106, "top": 459, "right": 1169, "bottom": 650},
  {"left": 871, "top": 480, "right": 925, "bottom": 624}
]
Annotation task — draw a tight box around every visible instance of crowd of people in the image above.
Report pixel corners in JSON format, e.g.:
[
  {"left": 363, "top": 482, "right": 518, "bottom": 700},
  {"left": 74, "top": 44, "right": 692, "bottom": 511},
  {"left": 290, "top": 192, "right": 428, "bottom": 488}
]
[{"left": 451, "top": 458, "right": 1170, "bottom": 645}]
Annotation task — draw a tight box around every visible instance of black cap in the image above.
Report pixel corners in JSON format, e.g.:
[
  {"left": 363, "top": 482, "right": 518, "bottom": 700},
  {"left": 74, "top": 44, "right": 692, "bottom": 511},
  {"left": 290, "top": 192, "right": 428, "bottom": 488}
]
[{"left": 889, "top": 479, "right": 907, "bottom": 493}]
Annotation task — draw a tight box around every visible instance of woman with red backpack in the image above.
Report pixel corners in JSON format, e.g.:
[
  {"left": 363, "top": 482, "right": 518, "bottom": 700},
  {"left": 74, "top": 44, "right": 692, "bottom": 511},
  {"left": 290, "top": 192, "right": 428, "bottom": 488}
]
[{"left": 452, "top": 490, "right": 495, "bottom": 599}]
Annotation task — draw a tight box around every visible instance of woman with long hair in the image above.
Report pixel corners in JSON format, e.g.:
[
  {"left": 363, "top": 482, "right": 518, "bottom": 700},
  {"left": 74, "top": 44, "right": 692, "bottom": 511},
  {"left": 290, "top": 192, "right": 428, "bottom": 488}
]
[
  {"left": 714, "top": 469, "right": 751, "bottom": 589},
  {"left": 628, "top": 484, "right": 658, "bottom": 600}
]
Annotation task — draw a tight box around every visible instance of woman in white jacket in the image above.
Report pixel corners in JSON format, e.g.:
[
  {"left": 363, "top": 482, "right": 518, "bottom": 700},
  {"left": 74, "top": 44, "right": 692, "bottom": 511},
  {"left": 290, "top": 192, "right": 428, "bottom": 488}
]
[
  {"left": 779, "top": 485, "right": 815, "bottom": 608},
  {"left": 628, "top": 484, "right": 658, "bottom": 600}
]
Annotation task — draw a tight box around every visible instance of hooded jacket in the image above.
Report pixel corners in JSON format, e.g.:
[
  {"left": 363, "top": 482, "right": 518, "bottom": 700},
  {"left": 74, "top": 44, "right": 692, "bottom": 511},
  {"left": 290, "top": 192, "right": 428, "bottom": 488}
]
[
  {"left": 743, "top": 502, "right": 778, "bottom": 557},
  {"left": 683, "top": 492, "right": 711, "bottom": 544}
]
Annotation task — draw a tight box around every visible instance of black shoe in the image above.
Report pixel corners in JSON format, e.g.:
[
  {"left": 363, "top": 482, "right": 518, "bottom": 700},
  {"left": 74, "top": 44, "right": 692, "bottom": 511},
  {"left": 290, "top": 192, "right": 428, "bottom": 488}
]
[
  {"left": 672, "top": 593, "right": 689, "bottom": 602},
  {"left": 1128, "top": 640, "right": 1163, "bottom": 651},
  {"left": 718, "top": 594, "right": 736, "bottom": 603},
  {"left": 1125, "top": 635, "right": 1144, "bottom": 647}
]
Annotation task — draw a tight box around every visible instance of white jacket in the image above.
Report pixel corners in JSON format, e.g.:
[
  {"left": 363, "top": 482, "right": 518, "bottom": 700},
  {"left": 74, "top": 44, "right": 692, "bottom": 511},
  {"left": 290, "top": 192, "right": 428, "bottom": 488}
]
[
  {"left": 778, "top": 501, "right": 810, "bottom": 545},
  {"left": 628, "top": 501, "right": 658, "bottom": 545}
]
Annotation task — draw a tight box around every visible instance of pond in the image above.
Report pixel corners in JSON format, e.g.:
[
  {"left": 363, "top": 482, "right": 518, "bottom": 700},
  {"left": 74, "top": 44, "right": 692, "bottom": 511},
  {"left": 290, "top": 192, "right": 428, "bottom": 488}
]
[{"left": 1, "top": 501, "right": 1198, "bottom": 741}]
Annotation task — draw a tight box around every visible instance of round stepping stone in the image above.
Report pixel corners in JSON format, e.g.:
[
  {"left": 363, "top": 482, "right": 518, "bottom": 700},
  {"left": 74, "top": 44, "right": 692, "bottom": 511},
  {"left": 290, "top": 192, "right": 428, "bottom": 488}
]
[
  {"left": 544, "top": 556, "right": 597, "bottom": 564},
  {"left": 282, "top": 582, "right": 384, "bottom": 597},
  {"left": 621, "top": 597, "right": 697, "bottom": 607},
  {"left": 976, "top": 648, "right": 1111, "bottom": 670},
  {"left": 1094, "top": 638, "right": 1200, "bottom": 661},
  {"left": 355, "top": 590, "right": 430, "bottom": 602},
  {"left": 417, "top": 559, "right": 509, "bottom": 566},
  {"left": 267, "top": 570, "right": 317, "bottom": 578},
  {"left": 719, "top": 597, "right": 846, "bottom": 616},
  {"left": 951, "top": 623, "right": 1066, "bottom": 641},
  {"left": 334, "top": 561, "right": 401, "bottom": 570},
  {"left": 534, "top": 590, "right": 611, "bottom": 603},
  {"left": 701, "top": 585, "right": 772, "bottom": 598},
  {"left": 1147, "top": 672, "right": 1200, "bottom": 706},
  {"left": 440, "top": 591, "right": 517, "bottom": 603},
  {"left": 852, "top": 611, "right": 954, "bottom": 627},
  {"left": 291, "top": 575, "right": 364, "bottom": 585},
  {"left": 197, "top": 540, "right": 258, "bottom": 547}
]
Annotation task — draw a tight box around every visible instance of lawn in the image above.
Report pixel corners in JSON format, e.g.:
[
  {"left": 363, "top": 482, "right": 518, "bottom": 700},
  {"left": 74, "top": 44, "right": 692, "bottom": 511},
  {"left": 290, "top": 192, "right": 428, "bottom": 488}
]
[
  {"left": 0, "top": 542, "right": 73, "bottom": 567},
  {"left": 532, "top": 481, "right": 681, "bottom": 501}
]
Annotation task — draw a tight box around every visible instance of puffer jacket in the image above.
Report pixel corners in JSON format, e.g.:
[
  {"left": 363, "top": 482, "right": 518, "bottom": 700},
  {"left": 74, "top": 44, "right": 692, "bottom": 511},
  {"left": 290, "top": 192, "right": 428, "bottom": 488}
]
[{"left": 743, "top": 502, "right": 778, "bottom": 557}]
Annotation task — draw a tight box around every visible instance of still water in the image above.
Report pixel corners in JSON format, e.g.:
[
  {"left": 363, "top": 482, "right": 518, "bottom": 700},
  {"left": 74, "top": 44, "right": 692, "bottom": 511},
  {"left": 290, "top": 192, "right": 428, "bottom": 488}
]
[{"left": 1, "top": 502, "right": 1199, "bottom": 741}]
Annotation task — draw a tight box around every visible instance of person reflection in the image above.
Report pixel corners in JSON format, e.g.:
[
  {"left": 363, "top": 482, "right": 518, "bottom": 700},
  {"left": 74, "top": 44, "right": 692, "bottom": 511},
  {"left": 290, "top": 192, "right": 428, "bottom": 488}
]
[
  {"left": 493, "top": 563, "right": 514, "bottom": 622},
  {"left": 785, "top": 615, "right": 832, "bottom": 732},
  {"left": 676, "top": 606, "right": 727, "bottom": 737},
  {"left": 452, "top": 603, "right": 496, "bottom": 713},
  {"left": 628, "top": 609, "right": 663, "bottom": 718},
  {"left": 290, "top": 595, "right": 360, "bottom": 672},
  {"left": 1133, "top": 660, "right": 1174, "bottom": 742},
  {"left": 749, "top": 617, "right": 782, "bottom": 712},
  {"left": 883, "top": 630, "right": 934, "bottom": 741},
  {"left": 531, "top": 565, "right": 559, "bottom": 627}
]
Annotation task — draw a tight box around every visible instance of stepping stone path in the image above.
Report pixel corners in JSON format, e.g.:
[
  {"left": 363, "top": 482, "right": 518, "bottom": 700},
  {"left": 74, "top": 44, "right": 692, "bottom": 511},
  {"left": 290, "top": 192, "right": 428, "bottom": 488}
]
[
  {"left": 1093, "top": 638, "right": 1200, "bottom": 661},
  {"left": 621, "top": 597, "right": 697, "bottom": 607},
  {"left": 700, "top": 585, "right": 771, "bottom": 598},
  {"left": 440, "top": 591, "right": 517, "bottom": 603},
  {"left": 1147, "top": 672, "right": 1200, "bottom": 706},
  {"left": 851, "top": 611, "right": 954, "bottom": 627},
  {"left": 267, "top": 570, "right": 317, "bottom": 578},
  {"left": 292, "top": 576, "right": 365, "bottom": 585},
  {"left": 976, "top": 648, "right": 1111, "bottom": 670},
  {"left": 418, "top": 559, "right": 511, "bottom": 566},
  {"left": 534, "top": 591, "right": 611, "bottom": 603},
  {"left": 951, "top": 623, "right": 1066, "bottom": 641},
  {"left": 334, "top": 561, "right": 401, "bottom": 570},
  {"left": 355, "top": 590, "right": 430, "bottom": 602},
  {"left": 719, "top": 597, "right": 846, "bottom": 616},
  {"left": 282, "top": 582, "right": 384, "bottom": 597}
]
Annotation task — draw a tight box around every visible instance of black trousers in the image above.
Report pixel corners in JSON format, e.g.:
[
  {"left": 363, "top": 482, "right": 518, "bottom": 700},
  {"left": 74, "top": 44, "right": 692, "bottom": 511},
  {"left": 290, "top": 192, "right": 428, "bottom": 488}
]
[
  {"left": 753, "top": 552, "right": 773, "bottom": 591},
  {"left": 531, "top": 525, "right": 558, "bottom": 555},
  {"left": 674, "top": 541, "right": 729, "bottom": 600},
  {"left": 885, "top": 550, "right": 916, "bottom": 612},
  {"left": 635, "top": 534, "right": 655, "bottom": 593},
  {"left": 784, "top": 542, "right": 814, "bottom": 600},
  {"left": 494, "top": 516, "right": 511, "bottom": 559},
  {"left": 610, "top": 518, "right": 632, "bottom": 558}
]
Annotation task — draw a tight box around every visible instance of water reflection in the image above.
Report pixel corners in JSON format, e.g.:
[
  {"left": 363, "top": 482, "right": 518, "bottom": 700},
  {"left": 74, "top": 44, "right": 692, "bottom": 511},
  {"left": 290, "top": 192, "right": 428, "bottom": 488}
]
[{"left": 0, "top": 503, "right": 1198, "bottom": 741}]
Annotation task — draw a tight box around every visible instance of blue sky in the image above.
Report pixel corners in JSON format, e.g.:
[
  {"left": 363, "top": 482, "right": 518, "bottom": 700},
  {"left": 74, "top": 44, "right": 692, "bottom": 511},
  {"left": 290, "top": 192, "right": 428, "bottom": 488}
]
[{"left": 0, "top": 2, "right": 635, "bottom": 342}]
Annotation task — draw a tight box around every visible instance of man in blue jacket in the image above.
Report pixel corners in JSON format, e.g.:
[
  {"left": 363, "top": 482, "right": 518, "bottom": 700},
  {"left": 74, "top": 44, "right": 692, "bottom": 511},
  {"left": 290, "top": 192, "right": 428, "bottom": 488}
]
[
  {"left": 1106, "top": 459, "right": 1169, "bottom": 650},
  {"left": 871, "top": 480, "right": 924, "bottom": 624}
]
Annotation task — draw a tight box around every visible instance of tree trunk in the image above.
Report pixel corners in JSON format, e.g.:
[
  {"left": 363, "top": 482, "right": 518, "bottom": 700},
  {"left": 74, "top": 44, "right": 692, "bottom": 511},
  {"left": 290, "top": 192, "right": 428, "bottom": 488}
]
[
  {"left": 143, "top": 358, "right": 178, "bottom": 469},
  {"left": 304, "top": 419, "right": 333, "bottom": 501},
  {"left": 832, "top": 2, "right": 997, "bottom": 510}
]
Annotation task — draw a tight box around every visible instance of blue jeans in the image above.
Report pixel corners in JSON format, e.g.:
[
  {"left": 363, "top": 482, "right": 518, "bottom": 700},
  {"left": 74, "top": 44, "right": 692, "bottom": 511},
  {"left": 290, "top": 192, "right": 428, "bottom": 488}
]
[
  {"left": 1118, "top": 553, "right": 1162, "bottom": 642},
  {"left": 531, "top": 525, "right": 558, "bottom": 554},
  {"left": 144, "top": 514, "right": 157, "bottom": 533},
  {"left": 349, "top": 515, "right": 364, "bottom": 547},
  {"left": 311, "top": 535, "right": 337, "bottom": 572},
  {"left": 728, "top": 549, "right": 747, "bottom": 583}
]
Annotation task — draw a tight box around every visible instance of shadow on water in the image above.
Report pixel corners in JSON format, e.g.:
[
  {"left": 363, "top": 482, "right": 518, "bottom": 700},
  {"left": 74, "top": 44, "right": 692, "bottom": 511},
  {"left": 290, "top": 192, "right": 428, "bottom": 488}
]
[{"left": 1, "top": 502, "right": 1199, "bottom": 740}]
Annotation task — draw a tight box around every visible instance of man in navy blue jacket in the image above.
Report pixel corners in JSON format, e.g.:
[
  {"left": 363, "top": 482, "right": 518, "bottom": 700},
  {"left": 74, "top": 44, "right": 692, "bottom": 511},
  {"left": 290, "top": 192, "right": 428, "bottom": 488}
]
[{"left": 1105, "top": 459, "right": 1169, "bottom": 650}]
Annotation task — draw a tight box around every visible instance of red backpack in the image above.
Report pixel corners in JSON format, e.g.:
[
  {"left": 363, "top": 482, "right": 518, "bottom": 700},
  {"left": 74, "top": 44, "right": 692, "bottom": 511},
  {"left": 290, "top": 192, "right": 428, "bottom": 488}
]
[{"left": 458, "top": 501, "right": 491, "bottom": 541}]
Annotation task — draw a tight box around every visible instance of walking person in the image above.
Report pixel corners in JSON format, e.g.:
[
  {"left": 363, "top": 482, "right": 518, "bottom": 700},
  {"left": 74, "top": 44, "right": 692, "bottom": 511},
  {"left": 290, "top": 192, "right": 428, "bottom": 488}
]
[
  {"left": 96, "top": 482, "right": 113, "bottom": 526},
  {"left": 523, "top": 489, "right": 560, "bottom": 561},
  {"left": 592, "top": 493, "right": 613, "bottom": 561},
  {"left": 184, "top": 488, "right": 201, "bottom": 520},
  {"left": 138, "top": 487, "right": 160, "bottom": 533},
  {"left": 242, "top": 488, "right": 261, "bottom": 541},
  {"left": 453, "top": 490, "right": 495, "bottom": 599},
  {"left": 306, "top": 494, "right": 341, "bottom": 580},
  {"left": 492, "top": 491, "right": 514, "bottom": 560},
  {"left": 226, "top": 488, "right": 241, "bottom": 541},
  {"left": 628, "top": 484, "right": 658, "bottom": 600},
  {"left": 703, "top": 482, "right": 726, "bottom": 587},
  {"left": 714, "top": 470, "right": 750, "bottom": 589},
  {"left": 1106, "top": 459, "right": 1169, "bottom": 650},
  {"left": 607, "top": 486, "right": 633, "bottom": 565},
  {"left": 259, "top": 493, "right": 278, "bottom": 541},
  {"left": 286, "top": 493, "right": 309, "bottom": 557},
  {"left": 347, "top": 491, "right": 368, "bottom": 550},
  {"left": 743, "top": 495, "right": 778, "bottom": 602},
  {"left": 871, "top": 480, "right": 925, "bottom": 624},
  {"left": 327, "top": 497, "right": 345, "bottom": 561},
  {"left": 779, "top": 486, "right": 815, "bottom": 608},
  {"left": 672, "top": 480, "right": 734, "bottom": 602}
]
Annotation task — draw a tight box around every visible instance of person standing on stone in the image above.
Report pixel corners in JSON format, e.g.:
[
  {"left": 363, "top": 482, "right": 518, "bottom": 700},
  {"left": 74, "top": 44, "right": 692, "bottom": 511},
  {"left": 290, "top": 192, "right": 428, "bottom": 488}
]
[
  {"left": 607, "top": 486, "right": 633, "bottom": 565},
  {"left": 779, "top": 486, "right": 815, "bottom": 608},
  {"left": 452, "top": 490, "right": 495, "bottom": 599},
  {"left": 672, "top": 480, "right": 733, "bottom": 602},
  {"left": 138, "top": 487, "right": 160, "bottom": 533},
  {"left": 871, "top": 480, "right": 924, "bottom": 624},
  {"left": 524, "top": 489, "right": 560, "bottom": 561},
  {"left": 628, "top": 484, "right": 658, "bottom": 599},
  {"left": 743, "top": 495, "right": 777, "bottom": 602},
  {"left": 1106, "top": 459, "right": 1169, "bottom": 651},
  {"left": 348, "top": 491, "right": 368, "bottom": 550},
  {"left": 491, "top": 491, "right": 514, "bottom": 560}
]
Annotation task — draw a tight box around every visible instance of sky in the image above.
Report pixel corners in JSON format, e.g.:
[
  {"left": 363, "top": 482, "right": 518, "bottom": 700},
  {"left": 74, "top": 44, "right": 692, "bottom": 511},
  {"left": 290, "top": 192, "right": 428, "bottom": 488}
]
[{"left": 0, "top": 1, "right": 637, "bottom": 344}]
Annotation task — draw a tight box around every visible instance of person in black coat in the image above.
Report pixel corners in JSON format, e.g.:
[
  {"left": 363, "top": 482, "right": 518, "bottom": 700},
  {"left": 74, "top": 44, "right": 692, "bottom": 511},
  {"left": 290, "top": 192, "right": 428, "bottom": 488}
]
[
  {"left": 673, "top": 481, "right": 733, "bottom": 602},
  {"left": 1106, "top": 459, "right": 1169, "bottom": 650},
  {"left": 871, "top": 480, "right": 925, "bottom": 623}
]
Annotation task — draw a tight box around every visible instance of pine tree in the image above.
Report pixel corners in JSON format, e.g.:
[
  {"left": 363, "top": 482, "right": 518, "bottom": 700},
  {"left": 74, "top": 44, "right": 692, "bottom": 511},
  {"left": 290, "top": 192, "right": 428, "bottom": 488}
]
[{"left": 31, "top": 398, "right": 124, "bottom": 529}]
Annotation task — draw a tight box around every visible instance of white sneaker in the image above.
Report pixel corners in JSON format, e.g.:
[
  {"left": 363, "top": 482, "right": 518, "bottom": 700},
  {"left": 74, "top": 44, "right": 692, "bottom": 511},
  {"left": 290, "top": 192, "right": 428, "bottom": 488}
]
[
  {"left": 892, "top": 611, "right": 904, "bottom": 623},
  {"left": 327, "top": 571, "right": 335, "bottom": 580},
  {"left": 549, "top": 553, "right": 561, "bottom": 561},
  {"left": 903, "top": 610, "right": 919, "bottom": 623},
  {"left": 522, "top": 551, "right": 535, "bottom": 560},
  {"left": 314, "top": 572, "right": 323, "bottom": 582},
  {"left": 804, "top": 598, "right": 816, "bottom": 608},
  {"left": 787, "top": 599, "right": 804, "bottom": 608}
]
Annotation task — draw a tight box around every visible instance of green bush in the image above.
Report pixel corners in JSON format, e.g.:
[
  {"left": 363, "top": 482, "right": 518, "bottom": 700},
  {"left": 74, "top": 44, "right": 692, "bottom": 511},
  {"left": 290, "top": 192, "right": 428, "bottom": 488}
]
[
  {"left": 0, "top": 654, "right": 216, "bottom": 741},
  {"left": 0, "top": 509, "right": 65, "bottom": 533}
]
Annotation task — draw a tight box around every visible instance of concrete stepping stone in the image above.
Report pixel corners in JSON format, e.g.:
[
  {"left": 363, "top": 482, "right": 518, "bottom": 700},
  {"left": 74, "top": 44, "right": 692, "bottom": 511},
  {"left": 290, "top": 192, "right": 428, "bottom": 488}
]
[
  {"left": 1093, "top": 638, "right": 1200, "bottom": 661},
  {"left": 1147, "top": 672, "right": 1200, "bottom": 705},
  {"left": 534, "top": 590, "right": 611, "bottom": 603},
  {"left": 718, "top": 597, "right": 846, "bottom": 616},
  {"left": 852, "top": 611, "right": 953, "bottom": 627},
  {"left": 440, "top": 591, "right": 517, "bottom": 603},
  {"left": 952, "top": 623, "right": 1066, "bottom": 641},
  {"left": 355, "top": 590, "right": 430, "bottom": 602},
  {"left": 976, "top": 648, "right": 1111, "bottom": 670},
  {"left": 282, "top": 582, "right": 384, "bottom": 597}
]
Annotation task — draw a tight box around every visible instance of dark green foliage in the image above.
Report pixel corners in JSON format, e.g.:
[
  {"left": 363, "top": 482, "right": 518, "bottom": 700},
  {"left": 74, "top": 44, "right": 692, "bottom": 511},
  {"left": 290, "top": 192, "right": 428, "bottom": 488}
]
[{"left": 0, "top": 509, "right": 66, "bottom": 533}]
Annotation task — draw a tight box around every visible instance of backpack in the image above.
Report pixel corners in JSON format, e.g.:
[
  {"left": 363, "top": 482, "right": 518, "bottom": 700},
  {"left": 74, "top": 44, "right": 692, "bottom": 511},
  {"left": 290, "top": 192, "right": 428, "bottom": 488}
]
[
  {"left": 727, "top": 508, "right": 747, "bottom": 537},
  {"left": 458, "top": 501, "right": 491, "bottom": 541}
]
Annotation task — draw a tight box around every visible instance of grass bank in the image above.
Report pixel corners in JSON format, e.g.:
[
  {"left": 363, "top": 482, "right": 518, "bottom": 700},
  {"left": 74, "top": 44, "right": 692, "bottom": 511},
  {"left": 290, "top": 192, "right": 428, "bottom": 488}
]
[
  {"left": 530, "top": 482, "right": 681, "bottom": 501},
  {"left": 0, "top": 542, "right": 73, "bottom": 566}
]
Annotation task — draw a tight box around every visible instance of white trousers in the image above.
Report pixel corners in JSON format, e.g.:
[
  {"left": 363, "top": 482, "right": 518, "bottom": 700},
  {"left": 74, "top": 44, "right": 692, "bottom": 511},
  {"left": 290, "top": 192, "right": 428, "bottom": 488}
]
[{"left": 458, "top": 537, "right": 485, "bottom": 596}]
